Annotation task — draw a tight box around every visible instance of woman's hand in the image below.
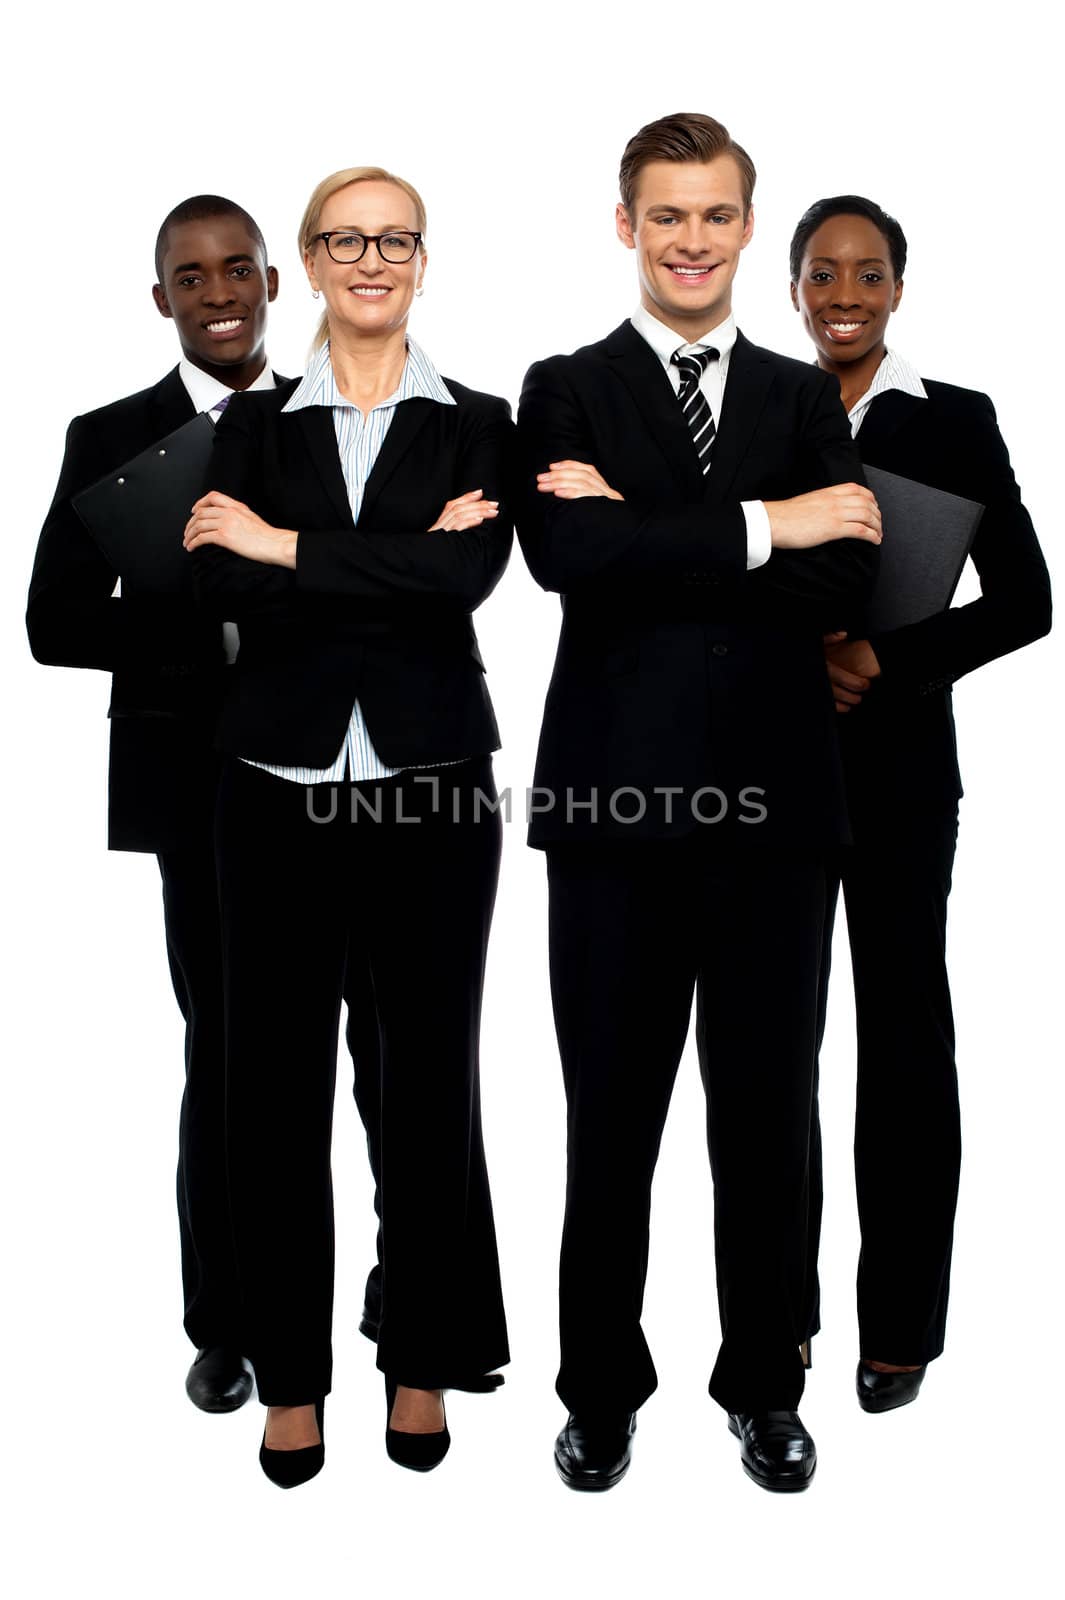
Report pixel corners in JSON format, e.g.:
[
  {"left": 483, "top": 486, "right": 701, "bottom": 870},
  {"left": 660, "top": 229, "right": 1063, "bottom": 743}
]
[
  {"left": 429, "top": 488, "right": 500, "bottom": 532},
  {"left": 823, "top": 632, "right": 882, "bottom": 713},
  {"left": 537, "top": 460, "right": 624, "bottom": 500},
  {"left": 184, "top": 492, "right": 298, "bottom": 568}
]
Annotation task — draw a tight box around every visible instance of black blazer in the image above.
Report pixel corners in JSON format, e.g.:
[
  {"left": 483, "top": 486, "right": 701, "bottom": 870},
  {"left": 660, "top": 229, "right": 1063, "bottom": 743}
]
[
  {"left": 839, "top": 380, "right": 1052, "bottom": 825},
  {"left": 26, "top": 366, "right": 246, "bottom": 852},
  {"left": 515, "top": 322, "right": 879, "bottom": 847},
  {"left": 190, "top": 378, "right": 513, "bottom": 768}
]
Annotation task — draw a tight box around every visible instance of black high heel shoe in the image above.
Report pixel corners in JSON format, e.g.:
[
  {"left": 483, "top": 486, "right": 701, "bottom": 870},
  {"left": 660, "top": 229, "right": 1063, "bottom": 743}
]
[
  {"left": 856, "top": 1361, "right": 927, "bottom": 1413},
  {"left": 385, "top": 1378, "right": 450, "bottom": 1472},
  {"left": 259, "top": 1399, "right": 325, "bottom": 1488}
]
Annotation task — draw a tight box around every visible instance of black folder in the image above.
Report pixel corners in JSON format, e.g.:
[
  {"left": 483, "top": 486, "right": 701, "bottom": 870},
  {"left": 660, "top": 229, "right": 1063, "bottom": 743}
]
[
  {"left": 72, "top": 412, "right": 215, "bottom": 595},
  {"left": 863, "top": 465, "right": 984, "bottom": 632}
]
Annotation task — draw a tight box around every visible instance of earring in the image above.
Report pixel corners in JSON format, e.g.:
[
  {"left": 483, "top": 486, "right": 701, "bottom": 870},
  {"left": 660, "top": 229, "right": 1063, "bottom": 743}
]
[
  {"left": 312, "top": 289, "right": 320, "bottom": 300},
  {"left": 415, "top": 285, "right": 424, "bottom": 297}
]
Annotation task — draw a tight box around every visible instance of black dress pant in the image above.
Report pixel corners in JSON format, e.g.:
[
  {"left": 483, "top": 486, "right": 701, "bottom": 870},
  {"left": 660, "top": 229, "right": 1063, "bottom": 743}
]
[
  {"left": 806, "top": 806, "right": 961, "bottom": 1364},
  {"left": 157, "top": 841, "right": 239, "bottom": 1349},
  {"left": 547, "top": 836, "right": 825, "bottom": 1417},
  {"left": 216, "top": 756, "right": 509, "bottom": 1405}
]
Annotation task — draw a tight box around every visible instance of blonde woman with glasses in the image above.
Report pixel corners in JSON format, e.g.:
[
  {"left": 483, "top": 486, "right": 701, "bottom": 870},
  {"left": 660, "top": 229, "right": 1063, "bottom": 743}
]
[{"left": 184, "top": 166, "right": 512, "bottom": 1487}]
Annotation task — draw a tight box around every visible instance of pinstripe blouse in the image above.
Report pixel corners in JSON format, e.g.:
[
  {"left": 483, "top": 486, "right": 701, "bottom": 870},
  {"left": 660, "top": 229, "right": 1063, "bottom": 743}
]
[{"left": 243, "top": 337, "right": 457, "bottom": 784}]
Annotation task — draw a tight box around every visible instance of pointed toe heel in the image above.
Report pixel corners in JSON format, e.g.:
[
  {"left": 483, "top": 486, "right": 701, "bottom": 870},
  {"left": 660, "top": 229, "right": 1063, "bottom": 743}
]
[
  {"left": 259, "top": 1398, "right": 325, "bottom": 1489},
  {"left": 385, "top": 1378, "right": 450, "bottom": 1472},
  {"left": 856, "top": 1361, "right": 927, "bottom": 1413}
]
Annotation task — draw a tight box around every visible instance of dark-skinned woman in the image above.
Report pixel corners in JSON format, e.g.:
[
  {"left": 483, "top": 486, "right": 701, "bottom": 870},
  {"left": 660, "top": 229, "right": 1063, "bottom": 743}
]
[
  {"left": 183, "top": 165, "right": 511, "bottom": 1485},
  {"left": 790, "top": 195, "right": 1051, "bottom": 1412}
]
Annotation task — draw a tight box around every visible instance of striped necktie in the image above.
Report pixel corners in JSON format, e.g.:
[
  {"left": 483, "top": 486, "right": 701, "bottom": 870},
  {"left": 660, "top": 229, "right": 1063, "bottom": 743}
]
[
  {"left": 210, "top": 393, "right": 232, "bottom": 419},
  {"left": 671, "top": 347, "right": 719, "bottom": 474}
]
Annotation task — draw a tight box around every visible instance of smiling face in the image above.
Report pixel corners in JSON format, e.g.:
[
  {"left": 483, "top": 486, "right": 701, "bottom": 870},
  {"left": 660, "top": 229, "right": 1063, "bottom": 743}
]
[
  {"left": 791, "top": 213, "right": 903, "bottom": 368},
  {"left": 304, "top": 180, "right": 425, "bottom": 343},
  {"left": 616, "top": 156, "right": 753, "bottom": 338},
  {"left": 152, "top": 215, "right": 277, "bottom": 384}
]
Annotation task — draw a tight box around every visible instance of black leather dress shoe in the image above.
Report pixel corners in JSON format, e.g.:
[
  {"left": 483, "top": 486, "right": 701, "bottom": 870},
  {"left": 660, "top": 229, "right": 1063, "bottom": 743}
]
[
  {"left": 554, "top": 1413, "right": 637, "bottom": 1492},
  {"left": 728, "top": 1411, "right": 816, "bottom": 1492},
  {"left": 856, "top": 1361, "right": 927, "bottom": 1413},
  {"left": 185, "top": 1347, "right": 254, "bottom": 1413}
]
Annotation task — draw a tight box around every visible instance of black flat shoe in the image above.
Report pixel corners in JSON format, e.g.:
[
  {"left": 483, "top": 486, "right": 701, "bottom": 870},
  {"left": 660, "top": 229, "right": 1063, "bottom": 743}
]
[
  {"left": 728, "top": 1411, "right": 816, "bottom": 1492},
  {"left": 185, "top": 1346, "right": 254, "bottom": 1413},
  {"left": 856, "top": 1361, "right": 927, "bottom": 1413},
  {"left": 554, "top": 1412, "right": 637, "bottom": 1492},
  {"left": 385, "top": 1378, "right": 450, "bottom": 1472},
  {"left": 259, "top": 1399, "right": 325, "bottom": 1489}
]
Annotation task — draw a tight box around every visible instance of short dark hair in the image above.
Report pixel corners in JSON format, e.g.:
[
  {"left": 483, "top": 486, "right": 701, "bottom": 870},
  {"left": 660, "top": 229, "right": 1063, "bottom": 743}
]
[
  {"left": 789, "top": 195, "right": 907, "bottom": 283},
  {"left": 154, "top": 195, "right": 268, "bottom": 282},
  {"left": 619, "top": 112, "right": 756, "bottom": 217}
]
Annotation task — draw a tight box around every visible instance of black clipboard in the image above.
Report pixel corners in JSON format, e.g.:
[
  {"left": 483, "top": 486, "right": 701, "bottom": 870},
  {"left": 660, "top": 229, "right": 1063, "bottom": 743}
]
[
  {"left": 864, "top": 465, "right": 984, "bottom": 631},
  {"left": 72, "top": 412, "right": 215, "bottom": 594}
]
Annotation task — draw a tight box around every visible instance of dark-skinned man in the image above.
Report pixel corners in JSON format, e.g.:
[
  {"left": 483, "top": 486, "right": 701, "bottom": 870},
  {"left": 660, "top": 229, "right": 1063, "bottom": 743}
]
[{"left": 27, "top": 196, "right": 284, "bottom": 1411}]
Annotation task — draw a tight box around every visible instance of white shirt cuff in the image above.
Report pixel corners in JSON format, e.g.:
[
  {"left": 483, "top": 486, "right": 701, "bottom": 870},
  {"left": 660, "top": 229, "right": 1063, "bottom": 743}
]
[{"left": 742, "top": 501, "right": 771, "bottom": 570}]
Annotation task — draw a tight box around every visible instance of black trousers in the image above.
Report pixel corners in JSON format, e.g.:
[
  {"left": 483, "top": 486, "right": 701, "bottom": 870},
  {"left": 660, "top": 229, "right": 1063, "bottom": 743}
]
[
  {"left": 157, "top": 842, "right": 239, "bottom": 1350},
  {"left": 216, "top": 756, "right": 509, "bottom": 1405},
  {"left": 806, "top": 806, "right": 961, "bottom": 1364},
  {"left": 547, "top": 837, "right": 826, "bottom": 1417}
]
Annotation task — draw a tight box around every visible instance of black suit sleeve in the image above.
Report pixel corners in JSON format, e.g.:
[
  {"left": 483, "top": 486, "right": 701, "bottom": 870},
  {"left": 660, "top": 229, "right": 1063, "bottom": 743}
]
[
  {"left": 189, "top": 397, "right": 299, "bottom": 617},
  {"left": 192, "top": 395, "right": 513, "bottom": 616},
  {"left": 27, "top": 414, "right": 214, "bottom": 672},
  {"left": 514, "top": 357, "right": 749, "bottom": 590},
  {"left": 868, "top": 393, "right": 1051, "bottom": 690},
  {"left": 744, "top": 370, "right": 879, "bottom": 628},
  {"left": 294, "top": 397, "right": 514, "bottom": 611}
]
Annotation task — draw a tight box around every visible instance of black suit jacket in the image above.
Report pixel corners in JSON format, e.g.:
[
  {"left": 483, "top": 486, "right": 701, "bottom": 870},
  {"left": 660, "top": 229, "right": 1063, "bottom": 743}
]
[
  {"left": 190, "top": 379, "right": 513, "bottom": 768},
  {"left": 515, "top": 322, "right": 879, "bottom": 846},
  {"left": 839, "top": 380, "right": 1052, "bottom": 825},
  {"left": 25, "top": 366, "right": 258, "bottom": 852}
]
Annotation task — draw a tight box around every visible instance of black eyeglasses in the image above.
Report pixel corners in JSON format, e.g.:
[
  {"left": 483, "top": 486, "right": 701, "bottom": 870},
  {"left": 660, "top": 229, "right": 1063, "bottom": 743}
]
[{"left": 312, "top": 230, "right": 423, "bottom": 265}]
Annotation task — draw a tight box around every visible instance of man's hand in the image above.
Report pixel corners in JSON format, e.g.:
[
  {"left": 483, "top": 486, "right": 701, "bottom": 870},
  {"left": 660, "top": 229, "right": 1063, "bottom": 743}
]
[
  {"left": 184, "top": 492, "right": 297, "bottom": 567},
  {"left": 537, "top": 460, "right": 624, "bottom": 500},
  {"left": 429, "top": 488, "right": 499, "bottom": 531},
  {"left": 765, "top": 483, "right": 881, "bottom": 549},
  {"left": 823, "top": 632, "right": 882, "bottom": 713}
]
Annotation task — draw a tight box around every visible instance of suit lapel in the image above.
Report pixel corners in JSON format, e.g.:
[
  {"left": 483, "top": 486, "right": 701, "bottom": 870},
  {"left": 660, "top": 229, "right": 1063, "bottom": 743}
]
[
  {"left": 293, "top": 407, "right": 356, "bottom": 528},
  {"left": 358, "top": 398, "right": 436, "bottom": 526},
  {"left": 603, "top": 322, "right": 704, "bottom": 497},
  {"left": 856, "top": 389, "right": 926, "bottom": 457},
  {"left": 148, "top": 366, "right": 196, "bottom": 436},
  {"left": 706, "top": 332, "right": 776, "bottom": 501}
]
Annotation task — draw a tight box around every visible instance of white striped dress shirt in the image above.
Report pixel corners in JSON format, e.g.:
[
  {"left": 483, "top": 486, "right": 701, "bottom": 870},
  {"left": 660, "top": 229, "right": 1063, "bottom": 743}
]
[
  {"left": 846, "top": 347, "right": 927, "bottom": 437},
  {"left": 243, "top": 337, "right": 457, "bottom": 784}
]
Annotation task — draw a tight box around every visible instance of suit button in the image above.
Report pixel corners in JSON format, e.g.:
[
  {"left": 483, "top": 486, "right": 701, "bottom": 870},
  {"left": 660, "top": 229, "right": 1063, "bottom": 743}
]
[{"left": 712, "top": 643, "right": 729, "bottom": 657}]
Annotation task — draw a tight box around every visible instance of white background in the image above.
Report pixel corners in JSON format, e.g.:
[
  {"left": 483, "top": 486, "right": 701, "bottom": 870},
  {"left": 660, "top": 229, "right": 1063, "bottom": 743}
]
[{"left": 2, "top": 4, "right": 1061, "bottom": 1597}]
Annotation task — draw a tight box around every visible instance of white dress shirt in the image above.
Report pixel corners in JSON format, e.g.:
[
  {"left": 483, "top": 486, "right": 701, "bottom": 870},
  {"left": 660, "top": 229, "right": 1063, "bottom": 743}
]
[
  {"left": 178, "top": 356, "right": 277, "bottom": 413},
  {"left": 629, "top": 304, "right": 771, "bottom": 570},
  {"left": 245, "top": 337, "right": 458, "bottom": 785},
  {"left": 178, "top": 358, "right": 278, "bottom": 662},
  {"left": 846, "top": 347, "right": 927, "bottom": 437}
]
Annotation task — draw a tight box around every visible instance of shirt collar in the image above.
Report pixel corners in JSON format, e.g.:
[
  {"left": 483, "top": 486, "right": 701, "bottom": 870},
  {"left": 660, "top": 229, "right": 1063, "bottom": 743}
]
[
  {"left": 282, "top": 337, "right": 456, "bottom": 413},
  {"left": 849, "top": 347, "right": 927, "bottom": 417},
  {"left": 178, "top": 357, "right": 276, "bottom": 414},
  {"left": 630, "top": 303, "right": 738, "bottom": 367}
]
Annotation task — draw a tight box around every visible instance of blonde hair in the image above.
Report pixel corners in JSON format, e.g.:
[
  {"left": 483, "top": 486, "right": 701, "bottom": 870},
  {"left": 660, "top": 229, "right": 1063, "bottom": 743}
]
[{"left": 298, "top": 166, "right": 428, "bottom": 350}]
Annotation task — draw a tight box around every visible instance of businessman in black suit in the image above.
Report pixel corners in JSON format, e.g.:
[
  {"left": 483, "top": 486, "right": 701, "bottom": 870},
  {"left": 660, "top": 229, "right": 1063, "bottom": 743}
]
[
  {"left": 26, "top": 196, "right": 290, "bottom": 1411},
  {"left": 515, "top": 113, "right": 882, "bottom": 1492}
]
